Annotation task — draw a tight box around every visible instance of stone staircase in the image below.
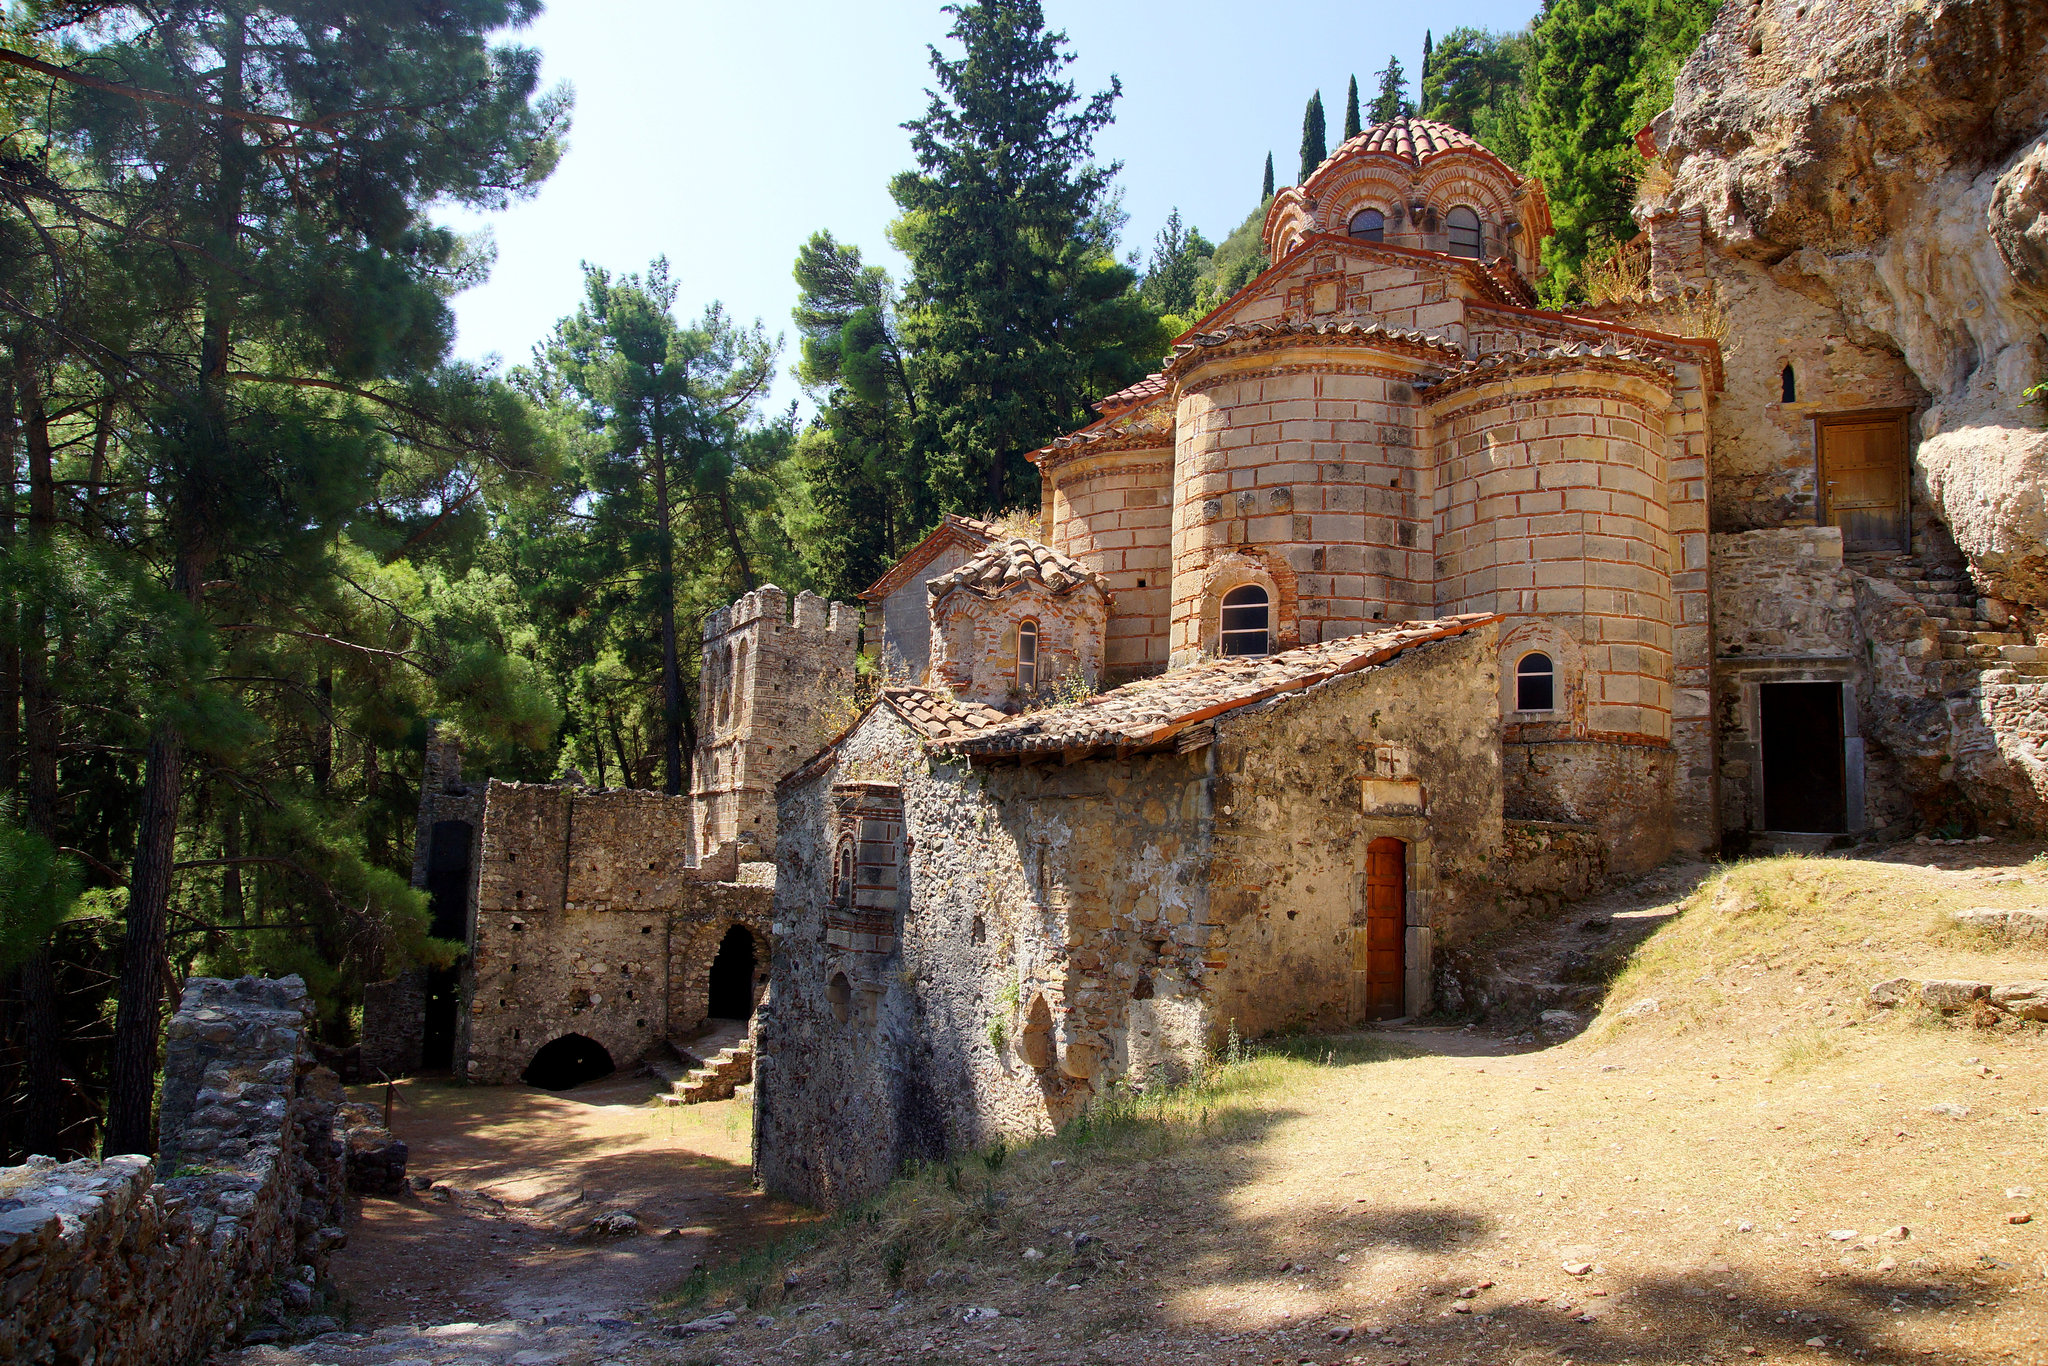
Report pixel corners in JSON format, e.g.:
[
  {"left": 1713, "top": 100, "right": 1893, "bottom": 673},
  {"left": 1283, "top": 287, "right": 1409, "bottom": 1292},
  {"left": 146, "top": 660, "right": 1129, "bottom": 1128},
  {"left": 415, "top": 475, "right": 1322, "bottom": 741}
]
[
  {"left": 651, "top": 1020, "right": 754, "bottom": 1105},
  {"left": 1861, "top": 556, "right": 2045, "bottom": 686}
]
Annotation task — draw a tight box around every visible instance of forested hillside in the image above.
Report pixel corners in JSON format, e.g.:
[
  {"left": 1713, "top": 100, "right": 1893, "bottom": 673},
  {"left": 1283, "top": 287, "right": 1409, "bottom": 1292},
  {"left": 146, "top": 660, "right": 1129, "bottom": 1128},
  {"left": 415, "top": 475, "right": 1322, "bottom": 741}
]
[{"left": 0, "top": 0, "right": 1720, "bottom": 1162}]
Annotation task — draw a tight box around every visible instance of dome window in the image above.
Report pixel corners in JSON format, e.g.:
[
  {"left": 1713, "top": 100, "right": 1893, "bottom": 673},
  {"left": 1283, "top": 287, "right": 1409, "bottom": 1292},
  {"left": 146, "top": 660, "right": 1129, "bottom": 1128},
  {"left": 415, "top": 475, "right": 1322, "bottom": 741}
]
[
  {"left": 1515, "top": 652, "right": 1556, "bottom": 712},
  {"left": 1447, "top": 206, "right": 1483, "bottom": 259},
  {"left": 1348, "top": 207, "right": 1385, "bottom": 243}
]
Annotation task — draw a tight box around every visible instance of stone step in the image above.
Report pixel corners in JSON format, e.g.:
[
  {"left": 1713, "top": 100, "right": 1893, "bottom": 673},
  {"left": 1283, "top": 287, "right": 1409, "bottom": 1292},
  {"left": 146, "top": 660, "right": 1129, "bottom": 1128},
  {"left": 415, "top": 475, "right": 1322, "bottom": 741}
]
[
  {"left": 1939, "top": 629, "right": 2024, "bottom": 646},
  {"left": 1942, "top": 643, "right": 2006, "bottom": 660},
  {"left": 1998, "top": 644, "right": 2048, "bottom": 663}
]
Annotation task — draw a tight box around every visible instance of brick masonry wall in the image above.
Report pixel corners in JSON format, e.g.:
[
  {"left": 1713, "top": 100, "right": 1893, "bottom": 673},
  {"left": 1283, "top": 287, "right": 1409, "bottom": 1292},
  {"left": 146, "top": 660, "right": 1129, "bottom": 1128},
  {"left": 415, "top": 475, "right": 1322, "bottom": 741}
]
[
  {"left": 756, "top": 628, "right": 1519, "bottom": 1209},
  {"left": 460, "top": 781, "right": 772, "bottom": 1084},
  {"left": 1043, "top": 447, "right": 1175, "bottom": 679},
  {"left": 0, "top": 977, "right": 351, "bottom": 1366},
  {"left": 1169, "top": 346, "right": 1442, "bottom": 665},
  {"left": 929, "top": 583, "right": 1109, "bottom": 710}
]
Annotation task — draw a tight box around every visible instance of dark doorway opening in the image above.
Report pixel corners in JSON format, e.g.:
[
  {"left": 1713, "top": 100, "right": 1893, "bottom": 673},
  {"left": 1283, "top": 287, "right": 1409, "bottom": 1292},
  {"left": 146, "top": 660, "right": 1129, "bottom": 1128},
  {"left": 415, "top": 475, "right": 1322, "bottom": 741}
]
[
  {"left": 522, "top": 1034, "right": 614, "bottom": 1090},
  {"left": 1364, "top": 837, "right": 1407, "bottom": 1020},
  {"left": 1761, "top": 683, "right": 1847, "bottom": 833},
  {"left": 707, "top": 926, "right": 757, "bottom": 1020},
  {"left": 421, "top": 821, "right": 473, "bottom": 1069}
]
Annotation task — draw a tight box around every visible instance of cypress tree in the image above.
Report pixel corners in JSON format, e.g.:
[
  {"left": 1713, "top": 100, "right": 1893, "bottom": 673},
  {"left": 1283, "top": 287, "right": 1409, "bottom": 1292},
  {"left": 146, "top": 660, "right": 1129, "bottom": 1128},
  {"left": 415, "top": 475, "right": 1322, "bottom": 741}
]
[
  {"left": 1344, "top": 76, "right": 1362, "bottom": 141},
  {"left": 1262, "top": 151, "right": 1275, "bottom": 199},
  {"left": 1298, "top": 91, "right": 1327, "bottom": 182},
  {"left": 892, "top": 0, "right": 1167, "bottom": 514},
  {"left": 1423, "top": 30, "right": 1435, "bottom": 105},
  {"left": 1370, "top": 55, "right": 1412, "bottom": 124}
]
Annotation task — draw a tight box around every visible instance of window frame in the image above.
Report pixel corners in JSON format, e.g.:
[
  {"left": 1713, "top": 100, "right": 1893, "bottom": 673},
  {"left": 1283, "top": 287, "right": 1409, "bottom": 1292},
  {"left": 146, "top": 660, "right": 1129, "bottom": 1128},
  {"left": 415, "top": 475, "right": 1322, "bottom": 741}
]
[
  {"left": 1348, "top": 206, "right": 1385, "bottom": 243},
  {"left": 1446, "top": 205, "right": 1483, "bottom": 259},
  {"left": 1017, "top": 618, "right": 1039, "bottom": 690},
  {"left": 1514, "top": 651, "right": 1557, "bottom": 713},
  {"left": 1218, "top": 584, "right": 1272, "bottom": 657}
]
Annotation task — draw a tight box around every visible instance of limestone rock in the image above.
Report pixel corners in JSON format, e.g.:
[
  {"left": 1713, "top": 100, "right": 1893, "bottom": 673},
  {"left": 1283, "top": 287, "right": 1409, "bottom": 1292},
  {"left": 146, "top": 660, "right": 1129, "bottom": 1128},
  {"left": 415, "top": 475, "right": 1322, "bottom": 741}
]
[
  {"left": 1660, "top": 0, "right": 2048, "bottom": 610},
  {"left": 1920, "top": 980, "right": 1993, "bottom": 1013},
  {"left": 1988, "top": 981, "right": 2048, "bottom": 1020},
  {"left": 1867, "top": 977, "right": 1918, "bottom": 1008}
]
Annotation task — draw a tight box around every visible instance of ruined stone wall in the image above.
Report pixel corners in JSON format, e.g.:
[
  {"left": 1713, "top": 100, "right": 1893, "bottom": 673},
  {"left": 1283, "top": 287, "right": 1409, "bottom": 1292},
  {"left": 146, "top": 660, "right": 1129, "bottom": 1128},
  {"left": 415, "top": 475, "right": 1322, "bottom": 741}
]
[
  {"left": 1042, "top": 447, "right": 1175, "bottom": 681},
  {"left": 756, "top": 630, "right": 1516, "bottom": 1209},
  {"left": 460, "top": 781, "right": 771, "bottom": 1084},
  {"left": 1206, "top": 627, "right": 1502, "bottom": 1029},
  {"left": 695, "top": 585, "right": 858, "bottom": 859},
  {"left": 1169, "top": 344, "right": 1442, "bottom": 666},
  {"left": 0, "top": 977, "right": 347, "bottom": 1366}
]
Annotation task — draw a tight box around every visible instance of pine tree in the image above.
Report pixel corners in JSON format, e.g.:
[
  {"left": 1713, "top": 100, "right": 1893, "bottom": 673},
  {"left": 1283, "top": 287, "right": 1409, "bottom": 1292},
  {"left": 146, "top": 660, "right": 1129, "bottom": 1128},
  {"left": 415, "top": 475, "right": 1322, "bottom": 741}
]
[
  {"left": 1262, "top": 152, "right": 1275, "bottom": 199},
  {"left": 1343, "top": 76, "right": 1362, "bottom": 141},
  {"left": 1139, "top": 210, "right": 1215, "bottom": 318},
  {"left": 15, "top": 1, "right": 569, "bottom": 1158},
  {"left": 1370, "top": 56, "right": 1413, "bottom": 124},
  {"left": 892, "top": 1, "right": 1167, "bottom": 514},
  {"left": 785, "top": 232, "right": 930, "bottom": 599},
  {"left": 1298, "top": 91, "right": 1327, "bottom": 181},
  {"left": 538, "top": 262, "right": 780, "bottom": 798}
]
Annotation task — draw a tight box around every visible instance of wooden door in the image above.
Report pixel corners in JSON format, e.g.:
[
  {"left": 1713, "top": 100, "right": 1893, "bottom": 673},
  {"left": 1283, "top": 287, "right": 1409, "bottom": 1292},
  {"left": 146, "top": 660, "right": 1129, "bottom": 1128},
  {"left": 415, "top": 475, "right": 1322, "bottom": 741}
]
[
  {"left": 1364, "top": 837, "right": 1407, "bottom": 1020},
  {"left": 1818, "top": 413, "right": 1909, "bottom": 552}
]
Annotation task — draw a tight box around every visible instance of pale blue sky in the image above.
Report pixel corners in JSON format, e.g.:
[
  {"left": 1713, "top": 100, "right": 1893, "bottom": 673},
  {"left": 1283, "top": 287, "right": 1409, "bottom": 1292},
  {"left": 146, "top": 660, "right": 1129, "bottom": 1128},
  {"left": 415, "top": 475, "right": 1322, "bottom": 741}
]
[{"left": 445, "top": 0, "right": 1540, "bottom": 409}]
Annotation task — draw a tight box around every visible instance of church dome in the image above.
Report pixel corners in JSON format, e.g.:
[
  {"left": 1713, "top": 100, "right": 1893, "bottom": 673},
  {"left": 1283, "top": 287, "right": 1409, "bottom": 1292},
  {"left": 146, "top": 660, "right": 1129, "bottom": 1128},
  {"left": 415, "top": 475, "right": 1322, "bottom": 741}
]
[{"left": 1263, "top": 115, "right": 1548, "bottom": 273}]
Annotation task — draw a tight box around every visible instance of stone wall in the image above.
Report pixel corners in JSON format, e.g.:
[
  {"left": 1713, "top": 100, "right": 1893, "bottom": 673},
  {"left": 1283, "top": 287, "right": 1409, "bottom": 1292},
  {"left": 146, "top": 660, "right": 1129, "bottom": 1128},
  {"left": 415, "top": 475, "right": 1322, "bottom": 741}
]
[
  {"left": 0, "top": 976, "right": 353, "bottom": 1366},
  {"left": 929, "top": 579, "right": 1109, "bottom": 709},
  {"left": 1040, "top": 446, "right": 1176, "bottom": 681},
  {"left": 460, "top": 781, "right": 773, "bottom": 1084},
  {"left": 695, "top": 585, "right": 859, "bottom": 860},
  {"left": 756, "top": 628, "right": 1515, "bottom": 1209}
]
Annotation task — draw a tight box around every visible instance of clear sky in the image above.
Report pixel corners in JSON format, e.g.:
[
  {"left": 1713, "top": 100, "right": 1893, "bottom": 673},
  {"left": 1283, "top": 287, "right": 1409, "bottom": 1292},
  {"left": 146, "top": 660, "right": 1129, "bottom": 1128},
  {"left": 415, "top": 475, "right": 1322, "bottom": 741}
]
[{"left": 443, "top": 0, "right": 1541, "bottom": 410}]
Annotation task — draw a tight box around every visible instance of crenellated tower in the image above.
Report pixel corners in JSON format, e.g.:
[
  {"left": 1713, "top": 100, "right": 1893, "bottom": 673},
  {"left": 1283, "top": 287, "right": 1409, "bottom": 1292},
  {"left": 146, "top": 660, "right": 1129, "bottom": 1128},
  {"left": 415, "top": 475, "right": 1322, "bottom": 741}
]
[{"left": 693, "top": 585, "right": 860, "bottom": 860}]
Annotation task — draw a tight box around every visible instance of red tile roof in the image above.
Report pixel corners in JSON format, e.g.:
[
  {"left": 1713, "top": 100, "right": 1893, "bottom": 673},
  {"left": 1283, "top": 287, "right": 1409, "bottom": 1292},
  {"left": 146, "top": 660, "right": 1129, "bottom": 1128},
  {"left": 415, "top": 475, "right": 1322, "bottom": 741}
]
[
  {"left": 1427, "top": 341, "right": 1677, "bottom": 403},
  {"left": 1329, "top": 116, "right": 1487, "bottom": 165},
  {"left": 1093, "top": 373, "right": 1168, "bottom": 414},
  {"left": 927, "top": 536, "right": 1109, "bottom": 601},
  {"left": 880, "top": 686, "right": 1009, "bottom": 741},
  {"left": 929, "top": 615, "right": 1497, "bottom": 760},
  {"left": 1164, "top": 316, "right": 1464, "bottom": 379},
  {"left": 858, "top": 513, "right": 1000, "bottom": 602}
]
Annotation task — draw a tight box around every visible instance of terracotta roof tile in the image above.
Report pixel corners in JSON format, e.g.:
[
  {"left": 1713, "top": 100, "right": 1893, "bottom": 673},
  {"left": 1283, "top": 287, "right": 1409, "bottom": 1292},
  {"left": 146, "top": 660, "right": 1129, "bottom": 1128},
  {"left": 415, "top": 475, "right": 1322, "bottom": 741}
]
[
  {"left": 927, "top": 536, "right": 1110, "bottom": 601},
  {"left": 930, "top": 614, "right": 1497, "bottom": 759},
  {"left": 1426, "top": 341, "right": 1677, "bottom": 402},
  {"left": 880, "top": 687, "right": 1009, "bottom": 740},
  {"left": 1093, "top": 373, "right": 1169, "bottom": 414},
  {"left": 857, "top": 513, "right": 999, "bottom": 601},
  {"left": 1164, "top": 317, "right": 1463, "bottom": 378}
]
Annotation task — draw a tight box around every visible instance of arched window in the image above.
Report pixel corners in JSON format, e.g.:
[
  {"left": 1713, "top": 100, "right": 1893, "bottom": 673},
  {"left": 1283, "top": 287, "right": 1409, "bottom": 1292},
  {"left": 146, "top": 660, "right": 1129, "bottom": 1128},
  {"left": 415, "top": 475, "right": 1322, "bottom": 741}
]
[
  {"left": 833, "top": 839, "right": 855, "bottom": 908},
  {"left": 1781, "top": 364, "right": 1797, "bottom": 403},
  {"left": 1446, "top": 206, "right": 1483, "bottom": 258},
  {"left": 1515, "top": 652, "right": 1556, "bottom": 712},
  {"left": 827, "top": 971, "right": 852, "bottom": 1025},
  {"left": 1017, "top": 619, "right": 1039, "bottom": 690},
  {"left": 1348, "top": 207, "right": 1385, "bottom": 242},
  {"left": 1219, "top": 585, "right": 1271, "bottom": 657}
]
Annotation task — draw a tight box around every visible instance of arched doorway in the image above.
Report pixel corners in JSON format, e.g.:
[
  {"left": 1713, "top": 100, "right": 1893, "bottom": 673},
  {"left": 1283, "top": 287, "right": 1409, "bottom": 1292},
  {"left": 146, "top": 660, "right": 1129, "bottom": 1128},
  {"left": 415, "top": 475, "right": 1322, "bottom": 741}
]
[
  {"left": 522, "top": 1034, "right": 614, "bottom": 1090},
  {"left": 707, "top": 925, "right": 757, "bottom": 1020},
  {"left": 1364, "top": 837, "right": 1407, "bottom": 1020}
]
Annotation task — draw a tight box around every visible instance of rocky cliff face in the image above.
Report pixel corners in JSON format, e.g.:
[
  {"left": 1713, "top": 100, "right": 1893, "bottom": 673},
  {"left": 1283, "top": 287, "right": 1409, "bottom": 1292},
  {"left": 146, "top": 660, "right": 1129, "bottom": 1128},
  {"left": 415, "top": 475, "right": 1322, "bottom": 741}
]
[{"left": 1655, "top": 0, "right": 2048, "bottom": 608}]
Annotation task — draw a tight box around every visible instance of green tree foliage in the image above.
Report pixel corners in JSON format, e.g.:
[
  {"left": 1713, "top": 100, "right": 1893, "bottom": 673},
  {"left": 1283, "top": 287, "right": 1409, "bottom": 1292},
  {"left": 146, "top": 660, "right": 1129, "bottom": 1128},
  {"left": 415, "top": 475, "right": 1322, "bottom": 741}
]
[
  {"left": 1369, "top": 55, "right": 1413, "bottom": 124},
  {"left": 1524, "top": 0, "right": 1719, "bottom": 303},
  {"left": 1261, "top": 151, "right": 1275, "bottom": 201},
  {"left": 1298, "top": 90, "right": 1327, "bottom": 181},
  {"left": 2, "top": 0, "right": 569, "bottom": 1157},
  {"left": 1139, "top": 209, "right": 1215, "bottom": 325},
  {"left": 783, "top": 232, "right": 931, "bottom": 601},
  {"left": 1343, "top": 75, "right": 1362, "bottom": 142},
  {"left": 524, "top": 261, "right": 786, "bottom": 796},
  {"left": 0, "top": 803, "right": 76, "bottom": 972},
  {"left": 891, "top": 0, "right": 1167, "bottom": 513},
  {"left": 1192, "top": 201, "right": 1272, "bottom": 314},
  {"left": 1421, "top": 26, "right": 1530, "bottom": 143}
]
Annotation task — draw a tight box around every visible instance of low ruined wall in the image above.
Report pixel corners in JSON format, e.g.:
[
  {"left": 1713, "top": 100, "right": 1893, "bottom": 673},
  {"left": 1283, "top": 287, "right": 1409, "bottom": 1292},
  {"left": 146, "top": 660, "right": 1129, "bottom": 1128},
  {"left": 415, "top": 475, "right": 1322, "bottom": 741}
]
[{"left": 0, "top": 976, "right": 349, "bottom": 1366}]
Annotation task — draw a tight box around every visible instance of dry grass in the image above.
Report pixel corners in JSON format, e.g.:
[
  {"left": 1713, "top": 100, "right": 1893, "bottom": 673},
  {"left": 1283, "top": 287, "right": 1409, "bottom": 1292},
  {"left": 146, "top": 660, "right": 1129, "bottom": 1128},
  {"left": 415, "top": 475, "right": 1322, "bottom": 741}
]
[{"left": 673, "top": 847, "right": 2048, "bottom": 1365}]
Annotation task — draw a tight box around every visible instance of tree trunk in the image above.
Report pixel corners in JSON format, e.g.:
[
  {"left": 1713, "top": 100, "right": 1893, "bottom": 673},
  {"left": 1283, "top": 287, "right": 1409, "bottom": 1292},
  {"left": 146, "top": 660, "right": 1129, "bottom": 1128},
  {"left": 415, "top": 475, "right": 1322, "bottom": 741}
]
[
  {"left": 18, "top": 363, "right": 68, "bottom": 1159},
  {"left": 651, "top": 449, "right": 685, "bottom": 796},
  {"left": 312, "top": 663, "right": 333, "bottom": 791},
  {"left": 1, "top": 367, "right": 17, "bottom": 798},
  {"left": 105, "top": 12, "right": 244, "bottom": 1157}
]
